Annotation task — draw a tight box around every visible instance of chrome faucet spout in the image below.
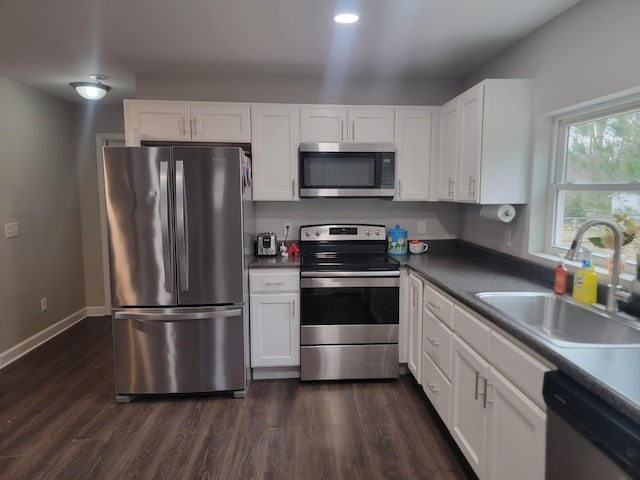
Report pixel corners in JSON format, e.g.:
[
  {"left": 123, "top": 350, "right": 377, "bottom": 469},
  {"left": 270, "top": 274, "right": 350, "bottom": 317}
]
[{"left": 567, "top": 219, "right": 624, "bottom": 312}]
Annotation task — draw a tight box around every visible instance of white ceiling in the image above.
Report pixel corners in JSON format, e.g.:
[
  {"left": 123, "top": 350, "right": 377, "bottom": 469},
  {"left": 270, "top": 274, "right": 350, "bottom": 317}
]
[{"left": 0, "top": 0, "right": 581, "bottom": 104}]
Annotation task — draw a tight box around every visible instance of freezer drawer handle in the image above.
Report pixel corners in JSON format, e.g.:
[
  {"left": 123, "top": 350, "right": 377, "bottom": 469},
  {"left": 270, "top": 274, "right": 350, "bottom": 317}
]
[
  {"left": 114, "top": 308, "right": 242, "bottom": 321},
  {"left": 160, "top": 161, "right": 174, "bottom": 293},
  {"left": 176, "top": 160, "right": 189, "bottom": 291}
]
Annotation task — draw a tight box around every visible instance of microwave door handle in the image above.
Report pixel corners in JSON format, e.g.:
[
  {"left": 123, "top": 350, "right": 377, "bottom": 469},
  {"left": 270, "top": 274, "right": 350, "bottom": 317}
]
[{"left": 176, "top": 160, "right": 189, "bottom": 291}]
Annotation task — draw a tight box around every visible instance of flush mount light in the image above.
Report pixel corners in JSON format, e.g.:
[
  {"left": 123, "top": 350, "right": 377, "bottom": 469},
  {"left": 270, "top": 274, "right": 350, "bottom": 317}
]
[
  {"left": 70, "top": 74, "right": 111, "bottom": 100},
  {"left": 333, "top": 13, "right": 359, "bottom": 24}
]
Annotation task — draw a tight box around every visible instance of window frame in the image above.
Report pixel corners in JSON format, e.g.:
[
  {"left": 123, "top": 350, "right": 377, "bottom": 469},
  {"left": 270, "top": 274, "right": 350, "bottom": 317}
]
[{"left": 546, "top": 94, "right": 640, "bottom": 265}]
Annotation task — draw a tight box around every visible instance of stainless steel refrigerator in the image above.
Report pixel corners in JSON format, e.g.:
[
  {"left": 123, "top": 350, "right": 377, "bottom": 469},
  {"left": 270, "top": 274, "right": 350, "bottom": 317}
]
[{"left": 102, "top": 146, "right": 254, "bottom": 402}]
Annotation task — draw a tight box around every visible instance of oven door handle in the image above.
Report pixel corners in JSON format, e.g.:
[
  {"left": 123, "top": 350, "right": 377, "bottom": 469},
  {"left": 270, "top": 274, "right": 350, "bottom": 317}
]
[
  {"left": 300, "top": 271, "right": 400, "bottom": 278},
  {"left": 301, "top": 277, "right": 399, "bottom": 289}
]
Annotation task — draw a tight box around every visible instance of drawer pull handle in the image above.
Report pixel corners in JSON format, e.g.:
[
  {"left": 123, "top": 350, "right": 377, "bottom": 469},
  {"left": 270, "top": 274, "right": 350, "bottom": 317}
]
[
  {"left": 427, "top": 383, "right": 439, "bottom": 394},
  {"left": 427, "top": 300, "right": 440, "bottom": 310},
  {"left": 265, "top": 282, "right": 285, "bottom": 286},
  {"left": 483, "top": 378, "right": 493, "bottom": 409},
  {"left": 427, "top": 337, "right": 440, "bottom": 348}
]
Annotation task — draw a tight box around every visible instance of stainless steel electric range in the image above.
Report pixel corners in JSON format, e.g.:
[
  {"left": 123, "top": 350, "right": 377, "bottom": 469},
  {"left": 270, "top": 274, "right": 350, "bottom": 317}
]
[{"left": 299, "top": 224, "right": 400, "bottom": 381}]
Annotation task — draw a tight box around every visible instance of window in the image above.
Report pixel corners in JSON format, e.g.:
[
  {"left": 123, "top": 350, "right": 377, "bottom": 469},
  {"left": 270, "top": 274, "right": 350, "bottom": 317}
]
[{"left": 550, "top": 100, "right": 640, "bottom": 267}]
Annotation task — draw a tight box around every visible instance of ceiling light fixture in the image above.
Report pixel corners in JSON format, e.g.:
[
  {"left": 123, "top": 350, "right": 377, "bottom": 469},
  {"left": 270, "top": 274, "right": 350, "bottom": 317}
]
[
  {"left": 70, "top": 74, "right": 111, "bottom": 100},
  {"left": 333, "top": 13, "right": 359, "bottom": 24}
]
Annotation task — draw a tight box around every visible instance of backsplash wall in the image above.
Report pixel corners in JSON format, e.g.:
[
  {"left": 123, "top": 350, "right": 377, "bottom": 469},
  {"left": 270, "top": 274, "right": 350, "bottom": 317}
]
[{"left": 254, "top": 199, "right": 461, "bottom": 241}]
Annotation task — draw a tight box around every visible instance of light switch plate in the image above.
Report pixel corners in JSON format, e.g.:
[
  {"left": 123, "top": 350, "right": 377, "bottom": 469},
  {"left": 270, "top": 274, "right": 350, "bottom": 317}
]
[
  {"left": 4, "top": 222, "right": 19, "bottom": 239},
  {"left": 417, "top": 221, "right": 427, "bottom": 235}
]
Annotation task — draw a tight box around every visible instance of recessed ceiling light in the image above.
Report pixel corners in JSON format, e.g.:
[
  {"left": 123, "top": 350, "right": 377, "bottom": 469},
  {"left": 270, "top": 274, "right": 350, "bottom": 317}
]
[{"left": 334, "top": 13, "right": 359, "bottom": 24}]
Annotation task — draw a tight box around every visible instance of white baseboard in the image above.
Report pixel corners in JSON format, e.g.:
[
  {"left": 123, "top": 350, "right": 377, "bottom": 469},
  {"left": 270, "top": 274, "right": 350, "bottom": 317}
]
[
  {"left": 0, "top": 308, "right": 87, "bottom": 369},
  {"left": 85, "top": 305, "right": 109, "bottom": 317}
]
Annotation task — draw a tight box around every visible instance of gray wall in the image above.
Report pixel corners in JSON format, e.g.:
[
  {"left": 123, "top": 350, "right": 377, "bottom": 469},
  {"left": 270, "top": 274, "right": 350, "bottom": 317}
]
[
  {"left": 0, "top": 77, "right": 85, "bottom": 353},
  {"left": 135, "top": 72, "right": 465, "bottom": 106},
  {"left": 75, "top": 104, "right": 124, "bottom": 308},
  {"left": 460, "top": 0, "right": 640, "bottom": 258}
]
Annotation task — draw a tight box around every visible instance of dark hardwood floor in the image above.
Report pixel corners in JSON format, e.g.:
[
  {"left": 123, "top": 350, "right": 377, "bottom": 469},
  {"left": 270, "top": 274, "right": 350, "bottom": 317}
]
[{"left": 0, "top": 317, "right": 473, "bottom": 479}]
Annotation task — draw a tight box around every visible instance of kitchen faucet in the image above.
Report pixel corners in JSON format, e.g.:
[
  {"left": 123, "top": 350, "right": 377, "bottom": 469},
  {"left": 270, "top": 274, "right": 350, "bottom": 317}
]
[{"left": 565, "top": 219, "right": 630, "bottom": 312}]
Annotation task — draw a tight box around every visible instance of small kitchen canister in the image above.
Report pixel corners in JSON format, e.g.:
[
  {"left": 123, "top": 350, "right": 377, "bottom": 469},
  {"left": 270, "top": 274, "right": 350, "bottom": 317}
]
[{"left": 388, "top": 224, "right": 408, "bottom": 256}]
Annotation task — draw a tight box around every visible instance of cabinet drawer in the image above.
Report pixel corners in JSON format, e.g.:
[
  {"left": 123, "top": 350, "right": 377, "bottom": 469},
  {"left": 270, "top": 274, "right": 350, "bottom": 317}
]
[
  {"left": 422, "top": 351, "right": 452, "bottom": 427},
  {"left": 490, "top": 331, "right": 551, "bottom": 409},
  {"left": 250, "top": 269, "right": 299, "bottom": 293},
  {"left": 424, "top": 284, "right": 454, "bottom": 328},
  {"left": 453, "top": 306, "right": 491, "bottom": 359},
  {"left": 423, "top": 310, "right": 453, "bottom": 379}
]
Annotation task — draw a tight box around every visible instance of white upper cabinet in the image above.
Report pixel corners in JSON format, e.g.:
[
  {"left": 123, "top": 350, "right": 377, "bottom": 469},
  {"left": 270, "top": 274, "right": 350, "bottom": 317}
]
[
  {"left": 189, "top": 103, "right": 251, "bottom": 142},
  {"left": 436, "top": 79, "right": 532, "bottom": 204},
  {"left": 251, "top": 104, "right": 300, "bottom": 201},
  {"left": 300, "top": 106, "right": 395, "bottom": 143},
  {"left": 437, "top": 98, "right": 459, "bottom": 200},
  {"left": 124, "top": 100, "right": 251, "bottom": 145},
  {"left": 299, "top": 107, "right": 347, "bottom": 142},
  {"left": 124, "top": 100, "right": 191, "bottom": 144},
  {"left": 394, "top": 107, "right": 436, "bottom": 201},
  {"left": 456, "top": 84, "right": 484, "bottom": 202}
]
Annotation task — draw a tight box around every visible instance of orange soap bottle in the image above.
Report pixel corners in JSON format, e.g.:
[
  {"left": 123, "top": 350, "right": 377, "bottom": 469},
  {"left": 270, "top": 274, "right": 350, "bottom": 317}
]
[{"left": 554, "top": 257, "right": 567, "bottom": 295}]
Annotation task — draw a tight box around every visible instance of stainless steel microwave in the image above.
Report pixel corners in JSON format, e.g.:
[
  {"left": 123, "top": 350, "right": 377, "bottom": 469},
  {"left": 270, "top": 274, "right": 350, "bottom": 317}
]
[{"left": 299, "top": 142, "right": 396, "bottom": 198}]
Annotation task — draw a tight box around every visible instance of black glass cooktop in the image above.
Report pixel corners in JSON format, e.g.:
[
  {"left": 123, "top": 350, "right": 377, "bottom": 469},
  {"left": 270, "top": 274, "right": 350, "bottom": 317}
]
[{"left": 300, "top": 253, "right": 400, "bottom": 272}]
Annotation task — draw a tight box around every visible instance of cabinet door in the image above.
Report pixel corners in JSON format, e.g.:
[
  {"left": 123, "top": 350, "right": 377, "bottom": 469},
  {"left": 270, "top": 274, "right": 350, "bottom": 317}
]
[
  {"left": 456, "top": 83, "right": 484, "bottom": 203},
  {"left": 251, "top": 105, "right": 300, "bottom": 201},
  {"left": 348, "top": 107, "right": 395, "bottom": 143},
  {"left": 394, "top": 107, "right": 433, "bottom": 201},
  {"left": 250, "top": 293, "right": 300, "bottom": 367},
  {"left": 124, "top": 100, "right": 190, "bottom": 144},
  {"left": 407, "top": 272, "right": 423, "bottom": 382},
  {"left": 437, "top": 98, "right": 458, "bottom": 200},
  {"left": 451, "top": 335, "right": 490, "bottom": 479},
  {"left": 190, "top": 103, "right": 251, "bottom": 142},
  {"left": 300, "top": 107, "right": 347, "bottom": 142},
  {"left": 486, "top": 368, "right": 546, "bottom": 480}
]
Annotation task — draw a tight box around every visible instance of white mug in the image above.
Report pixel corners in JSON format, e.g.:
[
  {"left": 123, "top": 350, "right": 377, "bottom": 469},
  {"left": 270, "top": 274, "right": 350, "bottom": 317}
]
[{"left": 409, "top": 241, "right": 428, "bottom": 254}]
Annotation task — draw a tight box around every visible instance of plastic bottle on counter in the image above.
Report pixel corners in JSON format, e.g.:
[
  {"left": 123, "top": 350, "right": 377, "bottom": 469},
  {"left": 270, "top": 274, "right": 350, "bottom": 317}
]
[
  {"left": 553, "top": 256, "right": 567, "bottom": 296},
  {"left": 572, "top": 251, "right": 597, "bottom": 304}
]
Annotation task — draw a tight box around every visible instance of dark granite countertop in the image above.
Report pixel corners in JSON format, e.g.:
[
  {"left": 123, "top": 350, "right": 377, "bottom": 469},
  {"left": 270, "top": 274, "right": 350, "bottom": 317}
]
[
  {"left": 248, "top": 255, "right": 301, "bottom": 268},
  {"left": 397, "top": 251, "right": 640, "bottom": 424}
]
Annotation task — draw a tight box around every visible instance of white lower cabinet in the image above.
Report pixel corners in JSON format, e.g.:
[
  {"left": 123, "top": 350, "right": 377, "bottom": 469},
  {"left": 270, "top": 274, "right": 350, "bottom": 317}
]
[
  {"left": 451, "top": 335, "right": 490, "bottom": 478},
  {"left": 407, "top": 272, "right": 424, "bottom": 381},
  {"left": 485, "top": 368, "right": 546, "bottom": 480},
  {"left": 421, "top": 351, "right": 452, "bottom": 427},
  {"left": 414, "top": 275, "right": 551, "bottom": 480},
  {"left": 249, "top": 269, "right": 300, "bottom": 369}
]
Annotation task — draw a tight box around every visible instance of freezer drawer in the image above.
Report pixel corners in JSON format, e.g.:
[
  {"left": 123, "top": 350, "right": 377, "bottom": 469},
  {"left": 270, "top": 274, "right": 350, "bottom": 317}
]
[{"left": 113, "top": 307, "right": 246, "bottom": 395}]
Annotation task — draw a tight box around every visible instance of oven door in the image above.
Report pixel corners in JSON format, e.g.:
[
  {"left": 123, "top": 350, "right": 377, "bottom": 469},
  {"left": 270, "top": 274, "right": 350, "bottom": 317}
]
[
  {"left": 300, "top": 275, "right": 399, "bottom": 380},
  {"left": 300, "top": 276, "right": 399, "bottom": 344}
]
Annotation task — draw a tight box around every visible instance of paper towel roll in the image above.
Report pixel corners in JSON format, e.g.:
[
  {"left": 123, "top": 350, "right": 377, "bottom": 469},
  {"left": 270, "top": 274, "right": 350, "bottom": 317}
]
[{"left": 479, "top": 204, "right": 516, "bottom": 223}]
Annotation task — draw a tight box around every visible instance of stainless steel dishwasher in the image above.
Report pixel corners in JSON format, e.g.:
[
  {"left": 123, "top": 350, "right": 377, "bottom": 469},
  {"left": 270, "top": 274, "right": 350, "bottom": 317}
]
[{"left": 543, "top": 371, "right": 640, "bottom": 479}]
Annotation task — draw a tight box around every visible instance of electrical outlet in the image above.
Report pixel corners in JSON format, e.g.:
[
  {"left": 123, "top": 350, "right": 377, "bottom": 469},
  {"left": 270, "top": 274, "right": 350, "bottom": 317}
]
[
  {"left": 40, "top": 297, "right": 48, "bottom": 312},
  {"left": 4, "top": 222, "right": 19, "bottom": 239},
  {"left": 283, "top": 222, "right": 293, "bottom": 238},
  {"left": 505, "top": 228, "right": 512, "bottom": 247},
  {"left": 417, "top": 221, "right": 426, "bottom": 235}
]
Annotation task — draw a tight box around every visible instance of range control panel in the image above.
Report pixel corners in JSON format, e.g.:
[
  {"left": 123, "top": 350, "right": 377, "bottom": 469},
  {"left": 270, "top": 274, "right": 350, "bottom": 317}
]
[{"left": 300, "top": 224, "right": 386, "bottom": 242}]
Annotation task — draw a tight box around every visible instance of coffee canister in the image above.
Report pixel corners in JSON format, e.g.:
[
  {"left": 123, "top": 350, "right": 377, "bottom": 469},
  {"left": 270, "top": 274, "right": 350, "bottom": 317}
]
[{"left": 388, "top": 224, "right": 408, "bottom": 256}]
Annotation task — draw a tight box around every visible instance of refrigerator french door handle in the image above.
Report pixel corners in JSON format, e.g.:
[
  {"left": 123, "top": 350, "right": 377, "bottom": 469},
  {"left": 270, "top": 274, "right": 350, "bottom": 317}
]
[
  {"left": 159, "top": 161, "right": 174, "bottom": 293},
  {"left": 114, "top": 308, "right": 242, "bottom": 321},
  {"left": 176, "top": 160, "right": 189, "bottom": 291}
]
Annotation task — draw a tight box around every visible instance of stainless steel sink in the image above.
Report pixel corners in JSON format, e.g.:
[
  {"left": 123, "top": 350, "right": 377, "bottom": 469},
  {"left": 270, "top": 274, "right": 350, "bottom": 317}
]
[{"left": 475, "top": 292, "right": 640, "bottom": 347}]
